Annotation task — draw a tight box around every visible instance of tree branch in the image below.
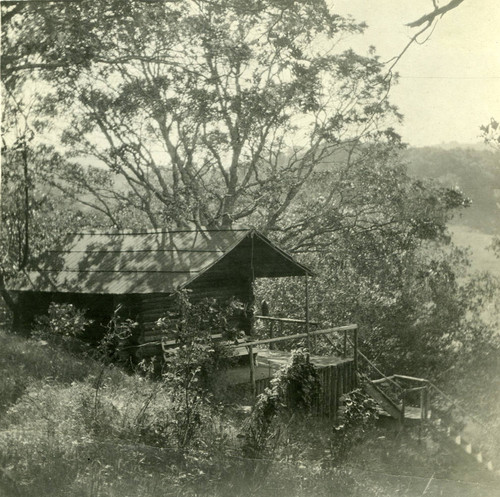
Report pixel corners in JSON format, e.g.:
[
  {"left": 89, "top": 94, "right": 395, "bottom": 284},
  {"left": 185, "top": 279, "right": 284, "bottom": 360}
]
[{"left": 407, "top": 0, "right": 466, "bottom": 28}]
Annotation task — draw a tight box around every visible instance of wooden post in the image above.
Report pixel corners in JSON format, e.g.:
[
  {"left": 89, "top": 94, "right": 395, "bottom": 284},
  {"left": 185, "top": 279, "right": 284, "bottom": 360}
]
[
  {"left": 332, "top": 369, "right": 338, "bottom": 423},
  {"left": 249, "top": 345, "right": 256, "bottom": 397},
  {"left": 421, "top": 386, "right": 429, "bottom": 421},
  {"left": 269, "top": 321, "right": 274, "bottom": 350},
  {"left": 305, "top": 274, "right": 310, "bottom": 354},
  {"left": 353, "top": 326, "right": 358, "bottom": 374},
  {"left": 401, "top": 391, "right": 406, "bottom": 426},
  {"left": 343, "top": 329, "right": 347, "bottom": 358},
  {"left": 426, "top": 385, "right": 431, "bottom": 420},
  {"left": 247, "top": 277, "right": 255, "bottom": 336}
]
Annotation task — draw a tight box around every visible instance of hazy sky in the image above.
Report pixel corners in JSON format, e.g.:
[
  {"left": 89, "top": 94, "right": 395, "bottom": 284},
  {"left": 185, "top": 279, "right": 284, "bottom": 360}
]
[
  {"left": 334, "top": 0, "right": 500, "bottom": 147},
  {"left": 20, "top": 1, "right": 499, "bottom": 151}
]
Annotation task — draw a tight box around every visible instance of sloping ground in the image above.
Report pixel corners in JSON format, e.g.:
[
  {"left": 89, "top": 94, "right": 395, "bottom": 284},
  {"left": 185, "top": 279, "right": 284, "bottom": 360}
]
[
  {"left": 344, "top": 425, "right": 500, "bottom": 497},
  {"left": 1, "top": 328, "right": 498, "bottom": 497}
]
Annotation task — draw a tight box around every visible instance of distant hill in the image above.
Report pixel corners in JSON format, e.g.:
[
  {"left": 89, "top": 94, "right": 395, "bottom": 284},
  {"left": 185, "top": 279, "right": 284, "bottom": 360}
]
[
  {"left": 404, "top": 146, "right": 500, "bottom": 277},
  {"left": 404, "top": 146, "right": 500, "bottom": 235},
  {"left": 423, "top": 142, "right": 490, "bottom": 152}
]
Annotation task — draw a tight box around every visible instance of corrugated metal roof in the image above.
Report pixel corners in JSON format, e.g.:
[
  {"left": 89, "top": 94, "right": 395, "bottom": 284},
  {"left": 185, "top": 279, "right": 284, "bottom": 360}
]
[{"left": 8, "top": 228, "right": 312, "bottom": 294}]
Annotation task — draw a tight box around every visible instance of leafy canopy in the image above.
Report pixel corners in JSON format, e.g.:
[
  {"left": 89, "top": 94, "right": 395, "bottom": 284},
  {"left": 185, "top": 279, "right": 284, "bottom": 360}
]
[{"left": 3, "top": 0, "right": 400, "bottom": 230}]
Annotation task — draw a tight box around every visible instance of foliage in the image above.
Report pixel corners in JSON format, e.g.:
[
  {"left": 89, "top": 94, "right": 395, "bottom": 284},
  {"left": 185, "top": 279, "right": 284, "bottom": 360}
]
[
  {"left": 0, "top": 126, "right": 105, "bottom": 314},
  {"left": 0, "top": 329, "right": 97, "bottom": 414},
  {"left": 32, "top": 302, "right": 93, "bottom": 348},
  {"left": 273, "top": 348, "right": 321, "bottom": 410},
  {"left": 257, "top": 153, "right": 474, "bottom": 373},
  {"left": 157, "top": 291, "right": 239, "bottom": 381},
  {"left": 156, "top": 292, "right": 236, "bottom": 447},
  {"left": 2, "top": 327, "right": 497, "bottom": 497},
  {"left": 329, "top": 388, "right": 379, "bottom": 464},
  {"left": 339, "top": 389, "right": 379, "bottom": 429},
  {"left": 405, "top": 145, "right": 500, "bottom": 235},
  {"left": 480, "top": 118, "right": 500, "bottom": 151},
  {"left": 243, "top": 349, "right": 320, "bottom": 458},
  {"left": 0, "top": 145, "right": 90, "bottom": 270},
  {"left": 2, "top": 0, "right": 401, "bottom": 231},
  {"left": 96, "top": 304, "right": 138, "bottom": 365},
  {"left": 161, "top": 292, "right": 247, "bottom": 342}
]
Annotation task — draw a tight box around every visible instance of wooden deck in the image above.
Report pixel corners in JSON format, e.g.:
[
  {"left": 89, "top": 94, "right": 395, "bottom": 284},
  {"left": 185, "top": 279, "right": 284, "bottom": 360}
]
[
  {"left": 257, "top": 348, "right": 353, "bottom": 369},
  {"left": 219, "top": 347, "right": 357, "bottom": 420},
  {"left": 221, "top": 348, "right": 353, "bottom": 387}
]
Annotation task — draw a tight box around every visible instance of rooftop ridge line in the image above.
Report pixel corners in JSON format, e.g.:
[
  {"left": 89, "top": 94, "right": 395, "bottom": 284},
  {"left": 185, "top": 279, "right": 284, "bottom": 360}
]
[{"left": 66, "top": 228, "right": 251, "bottom": 235}]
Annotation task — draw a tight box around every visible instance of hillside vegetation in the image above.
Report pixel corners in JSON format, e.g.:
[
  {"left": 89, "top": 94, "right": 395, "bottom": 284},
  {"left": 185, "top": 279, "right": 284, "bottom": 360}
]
[
  {"left": 1, "top": 328, "right": 499, "bottom": 497},
  {"left": 406, "top": 147, "right": 500, "bottom": 235},
  {"left": 2, "top": 1, "right": 499, "bottom": 494},
  {"left": 405, "top": 146, "right": 500, "bottom": 283}
]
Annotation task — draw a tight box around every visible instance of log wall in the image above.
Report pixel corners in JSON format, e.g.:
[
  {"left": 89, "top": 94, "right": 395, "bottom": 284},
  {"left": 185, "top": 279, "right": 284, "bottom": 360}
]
[
  {"left": 132, "top": 274, "right": 254, "bottom": 359},
  {"left": 16, "top": 273, "right": 255, "bottom": 361}
]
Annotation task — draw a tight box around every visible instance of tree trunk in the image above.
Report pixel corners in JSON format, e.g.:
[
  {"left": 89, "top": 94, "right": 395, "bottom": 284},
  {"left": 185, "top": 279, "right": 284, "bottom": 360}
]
[
  {"left": 20, "top": 147, "right": 30, "bottom": 269},
  {"left": 0, "top": 272, "right": 19, "bottom": 331}
]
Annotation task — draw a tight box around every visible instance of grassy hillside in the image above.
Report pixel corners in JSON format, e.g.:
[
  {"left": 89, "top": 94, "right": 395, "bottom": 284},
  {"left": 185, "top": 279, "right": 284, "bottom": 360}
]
[{"left": 1, "top": 328, "right": 499, "bottom": 497}]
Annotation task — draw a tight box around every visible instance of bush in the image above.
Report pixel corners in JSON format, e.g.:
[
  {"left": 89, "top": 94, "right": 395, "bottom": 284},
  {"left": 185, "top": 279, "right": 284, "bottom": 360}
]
[
  {"left": 328, "top": 388, "right": 379, "bottom": 464},
  {"left": 243, "top": 349, "right": 321, "bottom": 458},
  {"left": 32, "top": 302, "right": 92, "bottom": 349},
  {"left": 96, "top": 305, "right": 138, "bottom": 365},
  {"left": 153, "top": 292, "right": 239, "bottom": 447}
]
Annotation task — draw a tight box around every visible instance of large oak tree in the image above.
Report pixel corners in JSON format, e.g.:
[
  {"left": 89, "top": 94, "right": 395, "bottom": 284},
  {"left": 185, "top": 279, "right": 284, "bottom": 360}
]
[{"left": 3, "top": 0, "right": 402, "bottom": 231}]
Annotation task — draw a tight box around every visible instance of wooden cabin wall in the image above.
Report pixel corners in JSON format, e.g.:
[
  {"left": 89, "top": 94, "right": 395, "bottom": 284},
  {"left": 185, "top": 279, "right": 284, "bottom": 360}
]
[
  {"left": 14, "top": 274, "right": 255, "bottom": 360},
  {"left": 14, "top": 292, "right": 51, "bottom": 333},
  {"left": 134, "top": 275, "right": 254, "bottom": 359}
]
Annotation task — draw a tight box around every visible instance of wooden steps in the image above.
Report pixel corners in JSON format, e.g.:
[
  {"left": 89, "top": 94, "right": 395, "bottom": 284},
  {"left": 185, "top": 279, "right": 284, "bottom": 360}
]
[
  {"left": 362, "top": 376, "right": 499, "bottom": 478},
  {"left": 363, "top": 380, "right": 403, "bottom": 422},
  {"left": 434, "top": 417, "right": 499, "bottom": 476}
]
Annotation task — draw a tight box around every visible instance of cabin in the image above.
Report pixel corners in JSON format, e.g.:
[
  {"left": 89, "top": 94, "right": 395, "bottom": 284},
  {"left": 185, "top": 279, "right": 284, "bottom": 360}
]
[
  {"left": 7, "top": 228, "right": 311, "bottom": 353},
  {"left": 6, "top": 228, "right": 499, "bottom": 468},
  {"left": 7, "top": 227, "right": 359, "bottom": 416}
]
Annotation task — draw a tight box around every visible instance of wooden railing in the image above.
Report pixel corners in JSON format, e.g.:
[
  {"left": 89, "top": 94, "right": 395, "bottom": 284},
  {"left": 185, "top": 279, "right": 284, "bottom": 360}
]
[
  {"left": 229, "top": 324, "right": 359, "bottom": 396},
  {"left": 254, "top": 314, "right": 319, "bottom": 350},
  {"left": 370, "top": 374, "right": 431, "bottom": 423}
]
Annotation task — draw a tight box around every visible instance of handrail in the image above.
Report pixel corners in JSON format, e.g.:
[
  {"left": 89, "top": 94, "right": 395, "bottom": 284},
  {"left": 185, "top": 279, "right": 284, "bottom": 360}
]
[
  {"left": 393, "top": 374, "right": 429, "bottom": 384},
  {"left": 230, "top": 325, "right": 358, "bottom": 349},
  {"left": 401, "top": 385, "right": 428, "bottom": 394},
  {"left": 357, "top": 344, "right": 491, "bottom": 434},
  {"left": 347, "top": 338, "right": 403, "bottom": 391},
  {"left": 348, "top": 338, "right": 496, "bottom": 444},
  {"left": 371, "top": 376, "right": 396, "bottom": 384},
  {"left": 255, "top": 315, "right": 320, "bottom": 326},
  {"left": 427, "top": 381, "right": 489, "bottom": 431}
]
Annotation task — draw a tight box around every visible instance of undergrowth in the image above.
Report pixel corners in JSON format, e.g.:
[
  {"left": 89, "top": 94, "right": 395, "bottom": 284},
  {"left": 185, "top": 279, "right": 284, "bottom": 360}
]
[{"left": 1, "top": 327, "right": 497, "bottom": 497}]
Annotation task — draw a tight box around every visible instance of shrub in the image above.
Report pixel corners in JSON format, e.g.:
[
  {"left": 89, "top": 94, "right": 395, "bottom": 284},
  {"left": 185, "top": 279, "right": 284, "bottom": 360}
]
[
  {"left": 32, "top": 302, "right": 92, "bottom": 349},
  {"left": 96, "top": 304, "right": 138, "bottom": 365},
  {"left": 242, "top": 349, "right": 321, "bottom": 458},
  {"left": 328, "top": 388, "right": 379, "bottom": 464},
  {"left": 154, "top": 292, "right": 238, "bottom": 447}
]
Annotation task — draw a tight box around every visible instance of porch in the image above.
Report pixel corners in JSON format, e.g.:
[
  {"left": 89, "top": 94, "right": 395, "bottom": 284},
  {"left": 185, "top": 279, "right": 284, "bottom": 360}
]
[{"left": 219, "top": 316, "right": 359, "bottom": 419}]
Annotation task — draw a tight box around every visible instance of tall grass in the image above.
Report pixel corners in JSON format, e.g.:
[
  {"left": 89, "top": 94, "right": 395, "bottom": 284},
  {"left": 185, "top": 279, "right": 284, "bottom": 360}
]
[{"left": 1, "top": 327, "right": 495, "bottom": 497}]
